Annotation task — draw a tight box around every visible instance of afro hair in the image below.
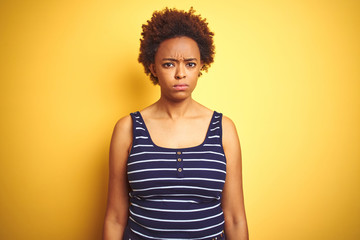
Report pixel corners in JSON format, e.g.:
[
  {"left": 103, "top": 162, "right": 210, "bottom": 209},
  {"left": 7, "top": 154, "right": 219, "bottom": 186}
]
[{"left": 138, "top": 7, "right": 215, "bottom": 85}]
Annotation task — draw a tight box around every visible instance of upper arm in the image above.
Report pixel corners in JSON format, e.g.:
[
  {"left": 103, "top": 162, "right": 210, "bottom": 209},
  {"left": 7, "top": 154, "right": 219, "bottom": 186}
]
[
  {"left": 221, "top": 115, "right": 247, "bottom": 223},
  {"left": 104, "top": 115, "right": 132, "bottom": 225}
]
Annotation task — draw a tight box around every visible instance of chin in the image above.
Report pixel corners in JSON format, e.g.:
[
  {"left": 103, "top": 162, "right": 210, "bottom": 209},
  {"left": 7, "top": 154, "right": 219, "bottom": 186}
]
[{"left": 169, "top": 92, "right": 192, "bottom": 102}]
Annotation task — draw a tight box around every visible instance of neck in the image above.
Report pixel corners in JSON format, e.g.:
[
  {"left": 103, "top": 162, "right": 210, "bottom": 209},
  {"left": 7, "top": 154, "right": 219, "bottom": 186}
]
[{"left": 155, "top": 96, "right": 195, "bottom": 119}]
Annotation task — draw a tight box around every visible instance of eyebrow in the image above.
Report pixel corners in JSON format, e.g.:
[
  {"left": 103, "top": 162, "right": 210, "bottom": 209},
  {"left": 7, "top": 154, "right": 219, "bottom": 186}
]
[{"left": 162, "top": 58, "right": 198, "bottom": 62}]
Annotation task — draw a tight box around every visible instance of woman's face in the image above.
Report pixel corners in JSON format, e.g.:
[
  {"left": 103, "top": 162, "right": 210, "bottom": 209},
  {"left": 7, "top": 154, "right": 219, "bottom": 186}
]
[{"left": 150, "top": 36, "right": 203, "bottom": 102}]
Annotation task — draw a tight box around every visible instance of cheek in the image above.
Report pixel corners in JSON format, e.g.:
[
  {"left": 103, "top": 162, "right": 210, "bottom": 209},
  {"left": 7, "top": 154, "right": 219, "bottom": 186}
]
[
  {"left": 157, "top": 73, "right": 172, "bottom": 87},
  {"left": 157, "top": 69, "right": 174, "bottom": 80}
]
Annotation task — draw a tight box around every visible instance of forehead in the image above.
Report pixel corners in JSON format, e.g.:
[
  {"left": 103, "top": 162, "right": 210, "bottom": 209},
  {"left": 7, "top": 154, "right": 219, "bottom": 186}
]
[{"left": 156, "top": 36, "right": 200, "bottom": 58}]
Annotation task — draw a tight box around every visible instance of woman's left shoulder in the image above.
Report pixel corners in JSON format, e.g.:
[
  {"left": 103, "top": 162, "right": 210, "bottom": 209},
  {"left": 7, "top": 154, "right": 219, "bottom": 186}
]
[
  {"left": 220, "top": 114, "right": 240, "bottom": 151},
  {"left": 221, "top": 114, "right": 238, "bottom": 134}
]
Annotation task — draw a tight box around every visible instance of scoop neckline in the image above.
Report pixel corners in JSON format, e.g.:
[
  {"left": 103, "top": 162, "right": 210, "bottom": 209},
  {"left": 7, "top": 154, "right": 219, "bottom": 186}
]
[{"left": 136, "top": 111, "right": 216, "bottom": 151}]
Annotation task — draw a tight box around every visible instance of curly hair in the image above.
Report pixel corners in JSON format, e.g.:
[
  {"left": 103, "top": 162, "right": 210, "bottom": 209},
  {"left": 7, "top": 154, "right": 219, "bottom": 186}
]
[{"left": 138, "top": 7, "right": 215, "bottom": 85}]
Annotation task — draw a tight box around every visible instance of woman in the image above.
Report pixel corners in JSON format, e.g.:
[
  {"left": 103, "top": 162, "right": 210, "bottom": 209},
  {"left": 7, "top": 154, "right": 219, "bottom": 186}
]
[{"left": 103, "top": 7, "right": 248, "bottom": 240}]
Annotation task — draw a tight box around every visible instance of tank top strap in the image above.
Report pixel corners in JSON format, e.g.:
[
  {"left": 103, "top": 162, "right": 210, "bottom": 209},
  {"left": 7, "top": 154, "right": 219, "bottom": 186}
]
[
  {"left": 130, "top": 111, "right": 152, "bottom": 146},
  {"left": 202, "top": 111, "right": 223, "bottom": 147}
]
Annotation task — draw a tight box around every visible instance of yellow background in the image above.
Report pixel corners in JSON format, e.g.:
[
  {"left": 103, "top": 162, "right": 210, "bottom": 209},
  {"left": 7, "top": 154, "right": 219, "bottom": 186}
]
[{"left": 1, "top": 0, "right": 359, "bottom": 239}]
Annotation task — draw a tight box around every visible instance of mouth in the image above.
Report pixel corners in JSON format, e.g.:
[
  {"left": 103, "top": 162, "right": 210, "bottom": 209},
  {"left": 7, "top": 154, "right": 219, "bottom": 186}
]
[{"left": 173, "top": 84, "right": 189, "bottom": 91}]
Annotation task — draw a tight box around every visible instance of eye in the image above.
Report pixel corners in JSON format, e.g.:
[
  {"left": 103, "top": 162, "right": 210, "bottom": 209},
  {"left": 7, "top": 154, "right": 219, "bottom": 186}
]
[
  {"left": 162, "top": 62, "right": 174, "bottom": 68},
  {"left": 186, "top": 62, "right": 197, "bottom": 68}
]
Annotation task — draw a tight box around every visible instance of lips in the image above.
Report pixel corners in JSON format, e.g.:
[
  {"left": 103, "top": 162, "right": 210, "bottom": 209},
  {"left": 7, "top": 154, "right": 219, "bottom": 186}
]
[{"left": 173, "top": 84, "right": 189, "bottom": 91}]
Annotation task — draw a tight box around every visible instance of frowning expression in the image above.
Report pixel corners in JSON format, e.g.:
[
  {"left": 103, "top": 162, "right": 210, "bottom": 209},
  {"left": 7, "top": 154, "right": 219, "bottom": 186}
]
[{"left": 150, "top": 36, "right": 203, "bottom": 101}]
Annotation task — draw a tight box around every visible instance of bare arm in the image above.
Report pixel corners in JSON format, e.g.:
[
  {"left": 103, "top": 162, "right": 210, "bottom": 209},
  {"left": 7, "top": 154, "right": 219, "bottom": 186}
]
[
  {"left": 103, "top": 116, "right": 132, "bottom": 240},
  {"left": 222, "top": 116, "right": 249, "bottom": 240}
]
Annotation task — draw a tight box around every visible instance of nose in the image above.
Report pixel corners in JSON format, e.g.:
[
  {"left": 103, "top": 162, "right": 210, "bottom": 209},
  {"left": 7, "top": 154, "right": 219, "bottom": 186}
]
[{"left": 175, "top": 63, "right": 186, "bottom": 79}]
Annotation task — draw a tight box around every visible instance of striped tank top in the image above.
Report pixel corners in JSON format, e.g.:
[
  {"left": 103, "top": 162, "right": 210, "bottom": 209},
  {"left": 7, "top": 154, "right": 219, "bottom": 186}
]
[{"left": 126, "top": 111, "right": 227, "bottom": 240}]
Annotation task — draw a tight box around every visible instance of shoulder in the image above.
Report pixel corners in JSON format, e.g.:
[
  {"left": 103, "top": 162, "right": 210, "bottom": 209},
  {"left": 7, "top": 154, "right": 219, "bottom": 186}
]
[
  {"left": 110, "top": 115, "right": 133, "bottom": 149},
  {"left": 113, "top": 115, "right": 132, "bottom": 135},
  {"left": 221, "top": 115, "right": 238, "bottom": 137},
  {"left": 221, "top": 114, "right": 241, "bottom": 152}
]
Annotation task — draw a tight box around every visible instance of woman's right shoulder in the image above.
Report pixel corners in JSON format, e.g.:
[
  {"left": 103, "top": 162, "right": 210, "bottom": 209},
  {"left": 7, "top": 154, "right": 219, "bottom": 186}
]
[
  {"left": 114, "top": 115, "right": 132, "bottom": 131},
  {"left": 111, "top": 115, "right": 133, "bottom": 146}
]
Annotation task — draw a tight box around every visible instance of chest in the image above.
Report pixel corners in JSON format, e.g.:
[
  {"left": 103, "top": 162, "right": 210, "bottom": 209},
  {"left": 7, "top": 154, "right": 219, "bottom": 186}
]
[
  {"left": 145, "top": 118, "right": 210, "bottom": 148},
  {"left": 128, "top": 111, "right": 226, "bottom": 197}
]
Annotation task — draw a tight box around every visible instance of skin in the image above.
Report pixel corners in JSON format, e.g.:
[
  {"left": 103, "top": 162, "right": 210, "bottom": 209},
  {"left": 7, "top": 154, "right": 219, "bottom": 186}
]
[{"left": 103, "top": 36, "right": 249, "bottom": 240}]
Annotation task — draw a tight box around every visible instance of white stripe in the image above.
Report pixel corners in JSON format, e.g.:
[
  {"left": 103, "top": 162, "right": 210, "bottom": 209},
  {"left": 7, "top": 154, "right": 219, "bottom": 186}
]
[
  {"left": 128, "top": 168, "right": 176, "bottom": 174},
  {"left": 129, "top": 151, "right": 176, "bottom": 157},
  {"left": 136, "top": 127, "right": 146, "bottom": 131},
  {"left": 136, "top": 120, "right": 143, "bottom": 124},
  {"left": 210, "top": 127, "right": 220, "bottom": 131},
  {"left": 131, "top": 202, "right": 220, "bottom": 213},
  {"left": 128, "top": 159, "right": 174, "bottom": 166},
  {"left": 129, "top": 177, "right": 225, "bottom": 183},
  {"left": 183, "top": 158, "right": 226, "bottom": 165},
  {"left": 135, "top": 136, "right": 148, "bottom": 139},
  {"left": 208, "top": 135, "right": 220, "bottom": 138},
  {"left": 145, "top": 199, "right": 199, "bottom": 203},
  {"left": 185, "top": 168, "right": 226, "bottom": 174},
  {"left": 138, "top": 193, "right": 220, "bottom": 200},
  {"left": 130, "top": 228, "right": 224, "bottom": 240},
  {"left": 130, "top": 216, "right": 224, "bottom": 232},
  {"left": 130, "top": 209, "right": 223, "bottom": 223},
  {"left": 133, "top": 144, "right": 154, "bottom": 148},
  {"left": 212, "top": 121, "right": 219, "bottom": 125},
  {"left": 134, "top": 116, "right": 140, "bottom": 119},
  {"left": 133, "top": 185, "right": 222, "bottom": 193},
  {"left": 214, "top": 115, "right": 220, "bottom": 118},
  {"left": 182, "top": 151, "right": 224, "bottom": 156},
  {"left": 203, "top": 144, "right": 221, "bottom": 147}
]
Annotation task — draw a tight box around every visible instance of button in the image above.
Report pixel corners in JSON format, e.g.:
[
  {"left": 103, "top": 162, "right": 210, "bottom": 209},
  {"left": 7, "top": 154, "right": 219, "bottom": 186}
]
[
  {"left": 177, "top": 158, "right": 182, "bottom": 162},
  {"left": 178, "top": 168, "right": 182, "bottom": 172},
  {"left": 177, "top": 151, "right": 181, "bottom": 155}
]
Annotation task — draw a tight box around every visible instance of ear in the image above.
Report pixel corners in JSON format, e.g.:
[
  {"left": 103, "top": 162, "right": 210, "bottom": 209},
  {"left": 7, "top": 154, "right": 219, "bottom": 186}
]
[
  {"left": 200, "top": 61, "right": 204, "bottom": 70},
  {"left": 198, "top": 61, "right": 205, "bottom": 76},
  {"left": 149, "top": 64, "right": 157, "bottom": 77}
]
